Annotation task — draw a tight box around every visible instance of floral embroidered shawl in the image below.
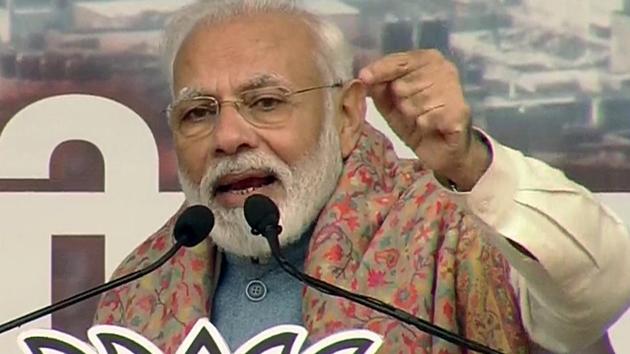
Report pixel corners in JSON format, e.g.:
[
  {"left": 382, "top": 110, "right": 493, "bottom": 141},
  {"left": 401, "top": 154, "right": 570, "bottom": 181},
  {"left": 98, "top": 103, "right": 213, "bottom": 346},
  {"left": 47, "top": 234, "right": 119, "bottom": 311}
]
[{"left": 94, "top": 124, "right": 530, "bottom": 353}]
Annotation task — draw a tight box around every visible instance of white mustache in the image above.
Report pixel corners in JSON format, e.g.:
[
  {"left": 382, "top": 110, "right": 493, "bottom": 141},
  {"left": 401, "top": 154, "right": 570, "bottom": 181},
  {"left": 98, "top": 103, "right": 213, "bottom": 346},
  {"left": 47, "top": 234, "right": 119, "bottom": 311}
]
[{"left": 201, "top": 151, "right": 293, "bottom": 195}]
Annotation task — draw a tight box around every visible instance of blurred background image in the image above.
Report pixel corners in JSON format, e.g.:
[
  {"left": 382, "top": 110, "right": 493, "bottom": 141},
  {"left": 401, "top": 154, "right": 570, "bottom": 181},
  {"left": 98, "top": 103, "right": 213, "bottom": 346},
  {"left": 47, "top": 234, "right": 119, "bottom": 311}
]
[
  {"left": 1, "top": 0, "right": 630, "bottom": 341},
  {"left": 2, "top": 0, "right": 630, "bottom": 193}
]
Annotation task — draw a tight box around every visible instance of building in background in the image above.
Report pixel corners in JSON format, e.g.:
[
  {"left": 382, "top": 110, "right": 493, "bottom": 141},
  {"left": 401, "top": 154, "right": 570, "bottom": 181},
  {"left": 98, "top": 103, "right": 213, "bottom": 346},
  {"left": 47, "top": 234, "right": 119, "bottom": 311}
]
[
  {"left": 347, "top": 0, "right": 630, "bottom": 190},
  {"left": 0, "top": 0, "right": 629, "bottom": 193},
  {"left": 0, "top": 1, "right": 8, "bottom": 45},
  {"left": 0, "top": 0, "right": 197, "bottom": 193},
  {"left": 301, "top": 0, "right": 359, "bottom": 41},
  {"left": 73, "top": 0, "right": 193, "bottom": 30},
  {"left": 611, "top": 1, "right": 630, "bottom": 74}
]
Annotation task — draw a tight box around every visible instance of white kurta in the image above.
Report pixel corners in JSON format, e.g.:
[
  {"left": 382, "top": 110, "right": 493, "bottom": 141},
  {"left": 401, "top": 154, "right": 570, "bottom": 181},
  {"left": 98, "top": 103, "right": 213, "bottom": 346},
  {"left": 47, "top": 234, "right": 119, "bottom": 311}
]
[{"left": 443, "top": 132, "right": 630, "bottom": 354}]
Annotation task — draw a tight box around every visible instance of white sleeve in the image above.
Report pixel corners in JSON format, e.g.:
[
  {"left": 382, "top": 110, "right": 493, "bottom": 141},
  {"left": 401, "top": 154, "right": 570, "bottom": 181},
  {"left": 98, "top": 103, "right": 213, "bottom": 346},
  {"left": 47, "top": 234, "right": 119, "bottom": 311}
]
[{"left": 440, "top": 130, "right": 630, "bottom": 353}]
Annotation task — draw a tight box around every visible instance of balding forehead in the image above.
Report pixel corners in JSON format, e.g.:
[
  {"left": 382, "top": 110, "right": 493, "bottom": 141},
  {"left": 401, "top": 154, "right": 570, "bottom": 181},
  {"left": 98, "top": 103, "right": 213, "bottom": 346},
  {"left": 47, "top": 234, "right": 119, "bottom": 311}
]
[
  {"left": 171, "top": 14, "right": 324, "bottom": 95},
  {"left": 174, "top": 11, "right": 319, "bottom": 65}
]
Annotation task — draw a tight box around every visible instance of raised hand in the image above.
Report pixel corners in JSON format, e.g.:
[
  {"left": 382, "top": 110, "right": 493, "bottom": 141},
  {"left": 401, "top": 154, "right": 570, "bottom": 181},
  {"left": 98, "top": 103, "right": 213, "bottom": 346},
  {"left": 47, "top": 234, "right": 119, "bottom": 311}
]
[{"left": 358, "top": 50, "right": 490, "bottom": 190}]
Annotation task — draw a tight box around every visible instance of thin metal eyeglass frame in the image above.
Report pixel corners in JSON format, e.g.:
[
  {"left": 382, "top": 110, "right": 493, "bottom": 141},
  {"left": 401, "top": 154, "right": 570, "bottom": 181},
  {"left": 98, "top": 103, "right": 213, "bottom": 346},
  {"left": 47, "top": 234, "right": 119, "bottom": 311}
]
[{"left": 166, "top": 81, "right": 344, "bottom": 130}]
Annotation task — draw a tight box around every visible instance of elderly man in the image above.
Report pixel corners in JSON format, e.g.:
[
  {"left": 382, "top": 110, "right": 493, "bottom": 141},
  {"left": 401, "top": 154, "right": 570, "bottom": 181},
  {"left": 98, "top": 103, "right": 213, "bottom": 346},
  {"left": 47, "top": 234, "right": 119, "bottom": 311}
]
[{"left": 94, "top": 1, "right": 630, "bottom": 353}]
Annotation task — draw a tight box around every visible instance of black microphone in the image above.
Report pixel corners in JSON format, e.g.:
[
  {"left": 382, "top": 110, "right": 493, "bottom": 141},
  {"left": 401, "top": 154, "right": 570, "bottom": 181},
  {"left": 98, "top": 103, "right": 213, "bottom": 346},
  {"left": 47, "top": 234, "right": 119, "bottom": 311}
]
[
  {"left": 243, "top": 194, "right": 505, "bottom": 354},
  {"left": 0, "top": 205, "right": 215, "bottom": 335}
]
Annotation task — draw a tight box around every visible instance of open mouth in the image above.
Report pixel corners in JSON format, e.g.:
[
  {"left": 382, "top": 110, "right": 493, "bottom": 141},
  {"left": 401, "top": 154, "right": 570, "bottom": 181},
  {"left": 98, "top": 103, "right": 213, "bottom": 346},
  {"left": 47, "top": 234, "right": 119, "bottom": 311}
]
[{"left": 214, "top": 172, "right": 278, "bottom": 196}]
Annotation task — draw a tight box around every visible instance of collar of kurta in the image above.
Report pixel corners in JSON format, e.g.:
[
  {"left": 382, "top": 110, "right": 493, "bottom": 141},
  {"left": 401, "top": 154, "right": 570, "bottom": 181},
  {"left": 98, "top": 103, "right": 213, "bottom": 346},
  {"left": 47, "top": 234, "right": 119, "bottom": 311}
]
[{"left": 94, "top": 123, "right": 531, "bottom": 354}]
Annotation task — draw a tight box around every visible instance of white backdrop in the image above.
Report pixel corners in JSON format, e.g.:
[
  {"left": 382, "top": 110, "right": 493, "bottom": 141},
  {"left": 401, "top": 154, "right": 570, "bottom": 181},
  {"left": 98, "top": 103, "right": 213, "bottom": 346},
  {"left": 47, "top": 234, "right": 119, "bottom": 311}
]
[{"left": 0, "top": 94, "right": 628, "bottom": 352}]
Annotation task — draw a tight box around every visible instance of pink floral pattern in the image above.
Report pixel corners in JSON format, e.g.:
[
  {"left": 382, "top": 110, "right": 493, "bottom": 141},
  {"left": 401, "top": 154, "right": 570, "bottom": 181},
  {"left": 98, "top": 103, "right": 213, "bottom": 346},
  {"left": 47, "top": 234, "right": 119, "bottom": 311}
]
[{"left": 94, "top": 124, "right": 530, "bottom": 354}]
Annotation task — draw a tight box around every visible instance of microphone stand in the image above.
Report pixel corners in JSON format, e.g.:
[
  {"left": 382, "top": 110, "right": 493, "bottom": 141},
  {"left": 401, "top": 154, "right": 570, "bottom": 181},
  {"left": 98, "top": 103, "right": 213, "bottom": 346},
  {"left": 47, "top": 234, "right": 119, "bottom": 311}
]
[
  {"left": 257, "top": 224, "right": 505, "bottom": 354},
  {"left": 0, "top": 204, "right": 214, "bottom": 335},
  {"left": 0, "top": 242, "right": 184, "bottom": 334}
]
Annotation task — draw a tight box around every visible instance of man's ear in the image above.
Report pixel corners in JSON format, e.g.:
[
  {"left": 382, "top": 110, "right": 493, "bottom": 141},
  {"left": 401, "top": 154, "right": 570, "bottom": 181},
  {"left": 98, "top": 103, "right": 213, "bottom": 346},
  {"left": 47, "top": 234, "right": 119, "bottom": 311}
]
[{"left": 336, "top": 79, "right": 367, "bottom": 158}]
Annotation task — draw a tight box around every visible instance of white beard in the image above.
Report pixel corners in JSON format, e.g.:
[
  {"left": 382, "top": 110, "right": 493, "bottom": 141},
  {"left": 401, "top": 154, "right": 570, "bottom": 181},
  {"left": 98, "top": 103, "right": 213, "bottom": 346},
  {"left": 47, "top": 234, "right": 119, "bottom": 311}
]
[{"left": 178, "top": 111, "right": 343, "bottom": 258}]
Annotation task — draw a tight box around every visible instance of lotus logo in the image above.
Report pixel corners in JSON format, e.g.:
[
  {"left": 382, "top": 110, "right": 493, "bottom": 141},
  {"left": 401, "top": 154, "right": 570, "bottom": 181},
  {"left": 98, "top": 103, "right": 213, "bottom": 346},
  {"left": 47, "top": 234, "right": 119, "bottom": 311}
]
[{"left": 17, "top": 318, "right": 383, "bottom": 354}]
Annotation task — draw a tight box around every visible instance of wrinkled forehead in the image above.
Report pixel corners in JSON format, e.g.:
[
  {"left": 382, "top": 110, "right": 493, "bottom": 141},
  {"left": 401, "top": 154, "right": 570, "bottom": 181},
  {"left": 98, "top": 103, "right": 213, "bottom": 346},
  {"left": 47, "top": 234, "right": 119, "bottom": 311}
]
[
  {"left": 171, "top": 73, "right": 291, "bottom": 104},
  {"left": 171, "top": 13, "right": 324, "bottom": 96}
]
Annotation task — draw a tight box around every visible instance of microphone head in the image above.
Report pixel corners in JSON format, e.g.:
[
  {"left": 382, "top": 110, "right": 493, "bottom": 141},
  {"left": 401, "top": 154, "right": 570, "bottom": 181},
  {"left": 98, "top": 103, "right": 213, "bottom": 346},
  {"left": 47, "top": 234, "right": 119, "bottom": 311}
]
[
  {"left": 173, "top": 205, "right": 214, "bottom": 247},
  {"left": 244, "top": 194, "right": 280, "bottom": 234}
]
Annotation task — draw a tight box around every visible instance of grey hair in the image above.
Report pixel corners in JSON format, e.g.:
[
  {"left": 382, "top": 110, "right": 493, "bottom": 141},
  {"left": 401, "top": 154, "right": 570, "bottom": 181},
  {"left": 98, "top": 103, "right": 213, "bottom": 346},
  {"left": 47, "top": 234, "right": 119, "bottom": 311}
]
[{"left": 161, "top": 0, "right": 354, "bottom": 96}]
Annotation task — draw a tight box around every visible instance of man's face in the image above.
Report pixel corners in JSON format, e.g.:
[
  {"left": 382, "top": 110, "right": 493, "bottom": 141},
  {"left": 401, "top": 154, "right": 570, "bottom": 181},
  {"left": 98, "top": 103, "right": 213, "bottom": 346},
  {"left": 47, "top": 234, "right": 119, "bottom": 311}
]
[{"left": 171, "top": 13, "right": 345, "bottom": 257}]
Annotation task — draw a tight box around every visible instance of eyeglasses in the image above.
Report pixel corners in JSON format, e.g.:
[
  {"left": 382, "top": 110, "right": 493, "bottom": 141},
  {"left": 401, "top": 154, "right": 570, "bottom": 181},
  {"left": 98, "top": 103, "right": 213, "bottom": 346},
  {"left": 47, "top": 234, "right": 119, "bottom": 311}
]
[{"left": 167, "top": 82, "right": 343, "bottom": 138}]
